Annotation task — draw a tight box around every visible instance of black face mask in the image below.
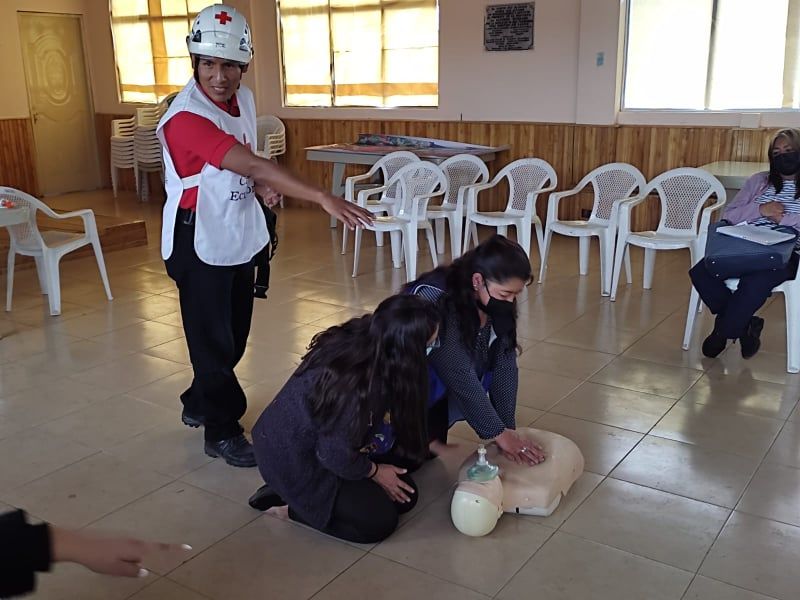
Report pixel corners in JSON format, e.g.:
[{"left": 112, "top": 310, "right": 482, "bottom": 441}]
[
  {"left": 773, "top": 151, "right": 800, "bottom": 176},
  {"left": 477, "top": 282, "right": 516, "bottom": 337}
]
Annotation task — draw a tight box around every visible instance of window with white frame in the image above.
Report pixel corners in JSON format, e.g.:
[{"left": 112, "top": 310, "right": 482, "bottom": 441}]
[
  {"left": 623, "top": 0, "right": 800, "bottom": 110},
  {"left": 109, "top": 0, "right": 208, "bottom": 104},
  {"left": 277, "top": 0, "right": 439, "bottom": 108}
]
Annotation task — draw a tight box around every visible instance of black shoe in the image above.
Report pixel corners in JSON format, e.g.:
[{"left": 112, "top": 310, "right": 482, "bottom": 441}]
[
  {"left": 248, "top": 484, "right": 286, "bottom": 511},
  {"left": 740, "top": 316, "right": 765, "bottom": 359},
  {"left": 181, "top": 410, "right": 204, "bottom": 428},
  {"left": 204, "top": 434, "right": 257, "bottom": 468},
  {"left": 702, "top": 331, "right": 727, "bottom": 358}
]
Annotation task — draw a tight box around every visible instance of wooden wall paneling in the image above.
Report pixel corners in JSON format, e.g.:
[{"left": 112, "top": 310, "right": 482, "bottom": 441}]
[{"left": 0, "top": 118, "right": 38, "bottom": 194}]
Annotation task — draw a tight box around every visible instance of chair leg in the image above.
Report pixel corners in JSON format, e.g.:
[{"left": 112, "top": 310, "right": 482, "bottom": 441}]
[
  {"left": 682, "top": 285, "right": 702, "bottom": 350},
  {"left": 341, "top": 225, "right": 349, "bottom": 255},
  {"left": 352, "top": 227, "right": 363, "bottom": 278},
  {"left": 624, "top": 246, "right": 632, "bottom": 284},
  {"left": 538, "top": 227, "right": 553, "bottom": 284},
  {"left": 578, "top": 236, "right": 590, "bottom": 276},
  {"left": 533, "top": 220, "right": 545, "bottom": 263},
  {"left": 450, "top": 214, "right": 462, "bottom": 259},
  {"left": 389, "top": 230, "right": 402, "bottom": 269},
  {"left": 785, "top": 289, "right": 800, "bottom": 373},
  {"left": 6, "top": 250, "right": 15, "bottom": 312},
  {"left": 111, "top": 166, "right": 119, "bottom": 198},
  {"left": 91, "top": 238, "right": 113, "bottom": 301},
  {"left": 425, "top": 227, "right": 438, "bottom": 268},
  {"left": 403, "top": 225, "right": 418, "bottom": 282},
  {"left": 643, "top": 248, "right": 656, "bottom": 289},
  {"left": 44, "top": 252, "right": 61, "bottom": 316},
  {"left": 462, "top": 220, "right": 473, "bottom": 255},
  {"left": 599, "top": 231, "right": 614, "bottom": 297},
  {"left": 515, "top": 221, "right": 532, "bottom": 259},
  {"left": 497, "top": 225, "right": 508, "bottom": 238},
  {"left": 33, "top": 256, "right": 48, "bottom": 295},
  {"left": 610, "top": 234, "right": 629, "bottom": 302},
  {"left": 375, "top": 231, "right": 384, "bottom": 247},
  {"left": 435, "top": 219, "right": 446, "bottom": 255}
]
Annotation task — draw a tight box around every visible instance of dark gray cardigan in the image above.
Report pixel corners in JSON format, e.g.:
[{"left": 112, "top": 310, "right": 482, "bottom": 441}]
[{"left": 251, "top": 367, "right": 373, "bottom": 529}]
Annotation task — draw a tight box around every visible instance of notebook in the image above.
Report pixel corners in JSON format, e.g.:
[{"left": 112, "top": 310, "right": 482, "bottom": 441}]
[{"left": 716, "top": 223, "right": 796, "bottom": 246}]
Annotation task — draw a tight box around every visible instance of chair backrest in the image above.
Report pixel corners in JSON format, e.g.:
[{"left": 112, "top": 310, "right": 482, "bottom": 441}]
[
  {"left": 111, "top": 115, "right": 136, "bottom": 137},
  {"left": 0, "top": 187, "right": 49, "bottom": 250},
  {"left": 386, "top": 162, "right": 448, "bottom": 217},
  {"left": 374, "top": 151, "right": 421, "bottom": 201},
  {"left": 136, "top": 106, "right": 164, "bottom": 127},
  {"left": 645, "top": 167, "right": 726, "bottom": 235},
  {"left": 494, "top": 158, "right": 557, "bottom": 213},
  {"left": 256, "top": 115, "right": 286, "bottom": 158},
  {"left": 581, "top": 163, "right": 647, "bottom": 223},
  {"left": 438, "top": 154, "right": 490, "bottom": 207}
]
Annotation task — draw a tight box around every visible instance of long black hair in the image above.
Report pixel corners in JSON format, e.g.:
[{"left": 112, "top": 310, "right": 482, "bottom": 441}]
[
  {"left": 768, "top": 128, "right": 800, "bottom": 199},
  {"left": 409, "top": 234, "right": 532, "bottom": 352},
  {"left": 297, "top": 294, "right": 439, "bottom": 461}
]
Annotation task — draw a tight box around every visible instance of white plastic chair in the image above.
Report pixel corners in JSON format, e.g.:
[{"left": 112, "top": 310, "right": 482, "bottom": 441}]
[
  {"left": 352, "top": 162, "right": 447, "bottom": 282},
  {"left": 610, "top": 168, "right": 726, "bottom": 301},
  {"left": 427, "top": 154, "right": 489, "bottom": 259},
  {"left": 255, "top": 115, "right": 286, "bottom": 160},
  {"left": 341, "top": 151, "right": 421, "bottom": 255},
  {"left": 539, "top": 163, "right": 646, "bottom": 296},
  {"left": 683, "top": 275, "right": 800, "bottom": 373},
  {"left": 1, "top": 187, "right": 113, "bottom": 316},
  {"left": 462, "top": 158, "right": 558, "bottom": 258},
  {"left": 109, "top": 115, "right": 135, "bottom": 198}
]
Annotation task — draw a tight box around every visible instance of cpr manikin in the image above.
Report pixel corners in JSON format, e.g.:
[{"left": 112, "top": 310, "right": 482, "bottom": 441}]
[{"left": 450, "top": 428, "right": 584, "bottom": 536}]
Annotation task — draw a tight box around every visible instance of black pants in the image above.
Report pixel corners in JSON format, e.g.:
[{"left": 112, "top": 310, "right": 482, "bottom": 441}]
[
  {"left": 165, "top": 211, "right": 254, "bottom": 442},
  {"left": 289, "top": 455, "right": 419, "bottom": 544},
  {"left": 689, "top": 254, "right": 800, "bottom": 339}
]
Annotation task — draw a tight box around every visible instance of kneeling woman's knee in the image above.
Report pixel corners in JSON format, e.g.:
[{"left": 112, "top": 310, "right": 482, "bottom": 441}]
[{"left": 359, "top": 505, "right": 400, "bottom": 543}]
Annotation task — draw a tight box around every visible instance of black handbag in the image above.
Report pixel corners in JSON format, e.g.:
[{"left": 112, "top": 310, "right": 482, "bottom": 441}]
[{"left": 703, "top": 220, "right": 798, "bottom": 279}]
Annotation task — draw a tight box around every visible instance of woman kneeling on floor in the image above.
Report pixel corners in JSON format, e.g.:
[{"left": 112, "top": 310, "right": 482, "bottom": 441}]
[
  {"left": 690, "top": 128, "right": 800, "bottom": 359},
  {"left": 249, "top": 295, "right": 440, "bottom": 544}
]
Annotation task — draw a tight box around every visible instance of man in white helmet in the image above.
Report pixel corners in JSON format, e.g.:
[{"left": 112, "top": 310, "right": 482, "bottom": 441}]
[{"left": 158, "top": 4, "right": 372, "bottom": 468}]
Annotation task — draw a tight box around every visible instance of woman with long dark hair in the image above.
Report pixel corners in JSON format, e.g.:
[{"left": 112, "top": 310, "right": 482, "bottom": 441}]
[
  {"left": 690, "top": 128, "right": 800, "bottom": 359},
  {"left": 407, "top": 234, "right": 545, "bottom": 466},
  {"left": 249, "top": 295, "right": 440, "bottom": 544}
]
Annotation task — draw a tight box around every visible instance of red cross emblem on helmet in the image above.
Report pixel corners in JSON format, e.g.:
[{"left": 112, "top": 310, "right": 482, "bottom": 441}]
[{"left": 215, "top": 10, "right": 232, "bottom": 25}]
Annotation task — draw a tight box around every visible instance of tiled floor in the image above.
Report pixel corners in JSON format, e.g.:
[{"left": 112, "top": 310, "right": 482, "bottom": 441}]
[{"left": 3, "top": 189, "right": 800, "bottom": 599}]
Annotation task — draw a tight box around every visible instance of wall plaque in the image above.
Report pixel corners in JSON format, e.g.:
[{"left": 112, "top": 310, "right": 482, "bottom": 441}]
[{"left": 484, "top": 3, "right": 535, "bottom": 52}]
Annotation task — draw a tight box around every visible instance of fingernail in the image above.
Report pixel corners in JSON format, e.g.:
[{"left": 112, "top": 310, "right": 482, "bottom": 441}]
[
  {"left": 138, "top": 568, "right": 149, "bottom": 578},
  {"left": 181, "top": 544, "right": 193, "bottom": 551}
]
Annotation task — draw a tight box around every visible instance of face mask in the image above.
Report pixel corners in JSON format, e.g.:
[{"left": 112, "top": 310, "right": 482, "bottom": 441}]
[
  {"left": 477, "top": 282, "right": 516, "bottom": 337},
  {"left": 426, "top": 346, "right": 433, "bottom": 356},
  {"left": 773, "top": 151, "right": 800, "bottom": 176}
]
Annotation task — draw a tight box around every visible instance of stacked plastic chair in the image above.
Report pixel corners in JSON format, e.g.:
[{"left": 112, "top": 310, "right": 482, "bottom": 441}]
[
  {"left": 109, "top": 115, "right": 135, "bottom": 198},
  {"left": 255, "top": 115, "right": 287, "bottom": 207},
  {"left": 133, "top": 105, "right": 166, "bottom": 202}
]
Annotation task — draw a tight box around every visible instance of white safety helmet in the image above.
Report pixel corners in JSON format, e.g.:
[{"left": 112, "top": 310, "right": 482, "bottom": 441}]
[{"left": 187, "top": 4, "right": 253, "bottom": 65}]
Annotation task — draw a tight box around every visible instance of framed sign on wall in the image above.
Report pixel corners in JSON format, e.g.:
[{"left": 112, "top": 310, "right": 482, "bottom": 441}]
[{"left": 484, "top": 3, "right": 535, "bottom": 51}]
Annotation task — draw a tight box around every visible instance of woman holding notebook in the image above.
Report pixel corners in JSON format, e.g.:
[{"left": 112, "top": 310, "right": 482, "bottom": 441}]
[{"left": 690, "top": 128, "right": 800, "bottom": 359}]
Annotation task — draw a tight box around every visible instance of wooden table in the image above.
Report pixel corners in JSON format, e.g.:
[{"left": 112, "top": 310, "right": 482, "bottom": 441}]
[
  {"left": 306, "top": 138, "right": 510, "bottom": 227},
  {"left": 701, "top": 161, "right": 768, "bottom": 195}
]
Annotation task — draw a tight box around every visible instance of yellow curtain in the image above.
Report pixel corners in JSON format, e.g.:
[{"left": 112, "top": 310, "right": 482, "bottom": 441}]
[
  {"left": 279, "top": 0, "right": 438, "bottom": 107},
  {"left": 109, "top": 0, "right": 208, "bottom": 103}
]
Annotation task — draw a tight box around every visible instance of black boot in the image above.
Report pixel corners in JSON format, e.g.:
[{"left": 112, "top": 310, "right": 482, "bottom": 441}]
[
  {"left": 740, "top": 316, "right": 765, "bottom": 359},
  {"left": 181, "top": 410, "right": 204, "bottom": 428},
  {"left": 248, "top": 484, "right": 287, "bottom": 511},
  {"left": 702, "top": 331, "right": 727, "bottom": 358},
  {"left": 204, "top": 434, "right": 257, "bottom": 468}
]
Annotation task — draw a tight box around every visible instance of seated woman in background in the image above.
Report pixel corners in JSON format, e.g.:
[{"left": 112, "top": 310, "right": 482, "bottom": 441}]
[
  {"left": 690, "top": 128, "right": 800, "bottom": 359},
  {"left": 249, "top": 295, "right": 440, "bottom": 544},
  {"left": 407, "top": 235, "right": 545, "bottom": 466}
]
